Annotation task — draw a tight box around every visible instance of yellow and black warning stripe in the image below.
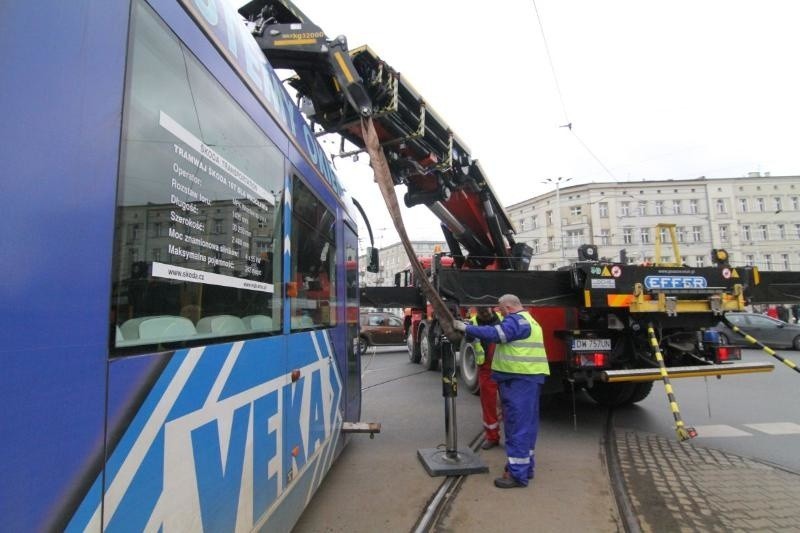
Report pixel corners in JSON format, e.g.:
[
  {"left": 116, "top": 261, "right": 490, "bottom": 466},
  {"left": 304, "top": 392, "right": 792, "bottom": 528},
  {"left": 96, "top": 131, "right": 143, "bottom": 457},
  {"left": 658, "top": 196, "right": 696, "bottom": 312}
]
[
  {"left": 647, "top": 324, "right": 697, "bottom": 442},
  {"left": 725, "top": 322, "right": 800, "bottom": 374}
]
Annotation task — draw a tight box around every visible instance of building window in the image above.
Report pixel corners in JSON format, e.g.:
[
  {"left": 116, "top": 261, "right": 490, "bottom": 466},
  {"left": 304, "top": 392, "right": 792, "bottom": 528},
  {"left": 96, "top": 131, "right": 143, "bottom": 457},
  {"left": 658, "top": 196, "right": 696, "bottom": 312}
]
[
  {"left": 638, "top": 201, "right": 647, "bottom": 216},
  {"left": 738, "top": 198, "right": 748, "bottom": 212},
  {"left": 692, "top": 226, "right": 702, "bottom": 242},
  {"left": 531, "top": 239, "right": 539, "bottom": 254},
  {"left": 519, "top": 218, "right": 527, "bottom": 231},
  {"left": 620, "top": 202, "right": 630, "bottom": 217},
  {"left": 796, "top": 224, "right": 800, "bottom": 238},
  {"left": 792, "top": 197, "right": 799, "bottom": 210},
  {"left": 152, "top": 248, "right": 161, "bottom": 262},
  {"left": 672, "top": 200, "right": 681, "bottom": 214},
  {"left": 599, "top": 202, "right": 608, "bottom": 218},
  {"left": 742, "top": 225, "right": 751, "bottom": 241},
  {"left": 715, "top": 198, "right": 727, "bottom": 214},
  {"left": 689, "top": 199, "right": 698, "bottom": 214},
  {"left": 546, "top": 210, "right": 553, "bottom": 226},
  {"left": 719, "top": 224, "right": 729, "bottom": 242},
  {"left": 695, "top": 255, "right": 705, "bottom": 267},
  {"left": 567, "top": 229, "right": 584, "bottom": 246},
  {"left": 676, "top": 226, "right": 685, "bottom": 243},
  {"left": 548, "top": 236, "right": 554, "bottom": 250},
  {"left": 532, "top": 215, "right": 538, "bottom": 229},
  {"left": 599, "top": 229, "right": 610, "bottom": 245},
  {"left": 778, "top": 224, "right": 786, "bottom": 239},
  {"left": 658, "top": 227, "right": 668, "bottom": 243},
  {"left": 654, "top": 200, "right": 664, "bottom": 215},
  {"left": 622, "top": 228, "right": 633, "bottom": 244},
  {"left": 756, "top": 197, "right": 765, "bottom": 212},
  {"left": 764, "top": 254, "right": 772, "bottom": 270},
  {"left": 774, "top": 197, "right": 782, "bottom": 212},
  {"left": 782, "top": 254, "right": 790, "bottom": 270},
  {"left": 758, "top": 225, "right": 768, "bottom": 240},
  {"left": 640, "top": 228, "right": 650, "bottom": 244},
  {"left": 570, "top": 205, "right": 582, "bottom": 216}
]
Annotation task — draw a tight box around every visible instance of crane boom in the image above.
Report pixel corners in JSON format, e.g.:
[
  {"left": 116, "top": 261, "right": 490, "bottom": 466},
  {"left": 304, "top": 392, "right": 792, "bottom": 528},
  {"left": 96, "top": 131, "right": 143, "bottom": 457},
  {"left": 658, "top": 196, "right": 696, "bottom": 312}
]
[{"left": 239, "top": 0, "right": 528, "bottom": 270}]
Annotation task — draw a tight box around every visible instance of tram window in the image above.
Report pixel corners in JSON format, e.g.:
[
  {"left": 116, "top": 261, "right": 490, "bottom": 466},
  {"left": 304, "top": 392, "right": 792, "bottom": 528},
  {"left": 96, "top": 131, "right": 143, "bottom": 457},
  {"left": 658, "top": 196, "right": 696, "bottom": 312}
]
[
  {"left": 290, "top": 177, "right": 337, "bottom": 330},
  {"left": 110, "top": 0, "right": 284, "bottom": 353}
]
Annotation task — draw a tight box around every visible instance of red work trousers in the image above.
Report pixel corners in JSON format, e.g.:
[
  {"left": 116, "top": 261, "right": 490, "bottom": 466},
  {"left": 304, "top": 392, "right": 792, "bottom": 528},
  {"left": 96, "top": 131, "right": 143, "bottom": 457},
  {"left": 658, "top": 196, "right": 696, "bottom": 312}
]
[{"left": 478, "top": 359, "right": 501, "bottom": 443}]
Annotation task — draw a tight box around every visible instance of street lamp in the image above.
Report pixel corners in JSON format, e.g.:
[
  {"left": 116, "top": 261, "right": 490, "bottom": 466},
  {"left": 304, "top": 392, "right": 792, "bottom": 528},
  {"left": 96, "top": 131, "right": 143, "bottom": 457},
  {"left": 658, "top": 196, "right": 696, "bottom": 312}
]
[
  {"left": 544, "top": 177, "right": 572, "bottom": 265},
  {"left": 622, "top": 193, "right": 645, "bottom": 262}
]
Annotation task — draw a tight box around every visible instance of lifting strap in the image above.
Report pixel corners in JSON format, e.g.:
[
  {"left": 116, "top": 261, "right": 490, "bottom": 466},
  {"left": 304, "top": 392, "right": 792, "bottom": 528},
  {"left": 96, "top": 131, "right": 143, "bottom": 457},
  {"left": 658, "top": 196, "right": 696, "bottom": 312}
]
[{"left": 360, "top": 117, "right": 461, "bottom": 343}]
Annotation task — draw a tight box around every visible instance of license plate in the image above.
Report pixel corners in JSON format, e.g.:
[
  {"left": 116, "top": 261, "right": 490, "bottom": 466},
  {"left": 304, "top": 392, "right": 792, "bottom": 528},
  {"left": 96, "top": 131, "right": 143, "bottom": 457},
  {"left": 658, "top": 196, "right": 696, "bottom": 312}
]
[{"left": 572, "top": 338, "right": 611, "bottom": 351}]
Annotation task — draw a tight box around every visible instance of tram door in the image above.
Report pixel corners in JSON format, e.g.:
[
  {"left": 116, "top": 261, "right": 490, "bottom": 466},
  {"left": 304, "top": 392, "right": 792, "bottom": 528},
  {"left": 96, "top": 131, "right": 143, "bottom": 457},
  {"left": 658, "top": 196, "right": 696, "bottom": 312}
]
[{"left": 343, "top": 223, "right": 362, "bottom": 422}]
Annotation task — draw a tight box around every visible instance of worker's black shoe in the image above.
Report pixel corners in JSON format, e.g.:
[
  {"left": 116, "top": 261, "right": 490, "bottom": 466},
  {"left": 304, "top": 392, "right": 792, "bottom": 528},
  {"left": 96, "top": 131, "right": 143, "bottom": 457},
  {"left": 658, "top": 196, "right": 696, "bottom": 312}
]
[
  {"left": 494, "top": 476, "right": 526, "bottom": 489},
  {"left": 481, "top": 440, "right": 499, "bottom": 450}
]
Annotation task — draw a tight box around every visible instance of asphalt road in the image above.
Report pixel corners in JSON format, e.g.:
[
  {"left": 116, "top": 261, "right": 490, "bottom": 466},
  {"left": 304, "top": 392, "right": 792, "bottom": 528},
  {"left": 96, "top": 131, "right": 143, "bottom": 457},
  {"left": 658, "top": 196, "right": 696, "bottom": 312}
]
[
  {"left": 295, "top": 347, "right": 619, "bottom": 532},
  {"left": 614, "top": 348, "right": 800, "bottom": 473}
]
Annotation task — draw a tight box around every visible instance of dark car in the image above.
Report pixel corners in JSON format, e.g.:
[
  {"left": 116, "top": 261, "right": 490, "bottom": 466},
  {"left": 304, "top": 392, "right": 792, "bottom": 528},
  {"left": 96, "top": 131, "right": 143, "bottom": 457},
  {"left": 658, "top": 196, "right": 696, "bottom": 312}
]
[
  {"left": 359, "top": 312, "right": 405, "bottom": 353},
  {"left": 712, "top": 312, "right": 800, "bottom": 350}
]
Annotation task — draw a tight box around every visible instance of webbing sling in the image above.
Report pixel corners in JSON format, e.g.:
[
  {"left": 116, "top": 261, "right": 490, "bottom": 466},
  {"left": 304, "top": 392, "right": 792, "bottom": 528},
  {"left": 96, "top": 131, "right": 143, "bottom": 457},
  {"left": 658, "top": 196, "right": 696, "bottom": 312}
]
[{"left": 360, "top": 117, "right": 461, "bottom": 342}]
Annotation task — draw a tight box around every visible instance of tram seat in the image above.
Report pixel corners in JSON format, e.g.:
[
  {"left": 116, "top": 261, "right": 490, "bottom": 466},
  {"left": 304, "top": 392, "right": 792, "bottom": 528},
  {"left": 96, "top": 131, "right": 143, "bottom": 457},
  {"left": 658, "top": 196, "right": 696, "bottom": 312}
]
[
  {"left": 243, "top": 314, "right": 273, "bottom": 331},
  {"left": 121, "top": 316, "right": 197, "bottom": 342},
  {"left": 116, "top": 326, "right": 124, "bottom": 343},
  {"left": 291, "top": 314, "right": 315, "bottom": 328},
  {"left": 197, "top": 315, "right": 247, "bottom": 335}
]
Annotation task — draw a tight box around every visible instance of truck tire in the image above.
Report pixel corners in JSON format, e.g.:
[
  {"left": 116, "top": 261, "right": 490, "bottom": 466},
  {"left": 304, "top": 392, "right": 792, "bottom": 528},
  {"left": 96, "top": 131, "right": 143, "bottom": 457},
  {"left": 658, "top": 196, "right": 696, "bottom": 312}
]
[
  {"left": 358, "top": 336, "right": 370, "bottom": 355},
  {"left": 419, "top": 324, "right": 439, "bottom": 371},
  {"left": 458, "top": 340, "right": 480, "bottom": 395},
  {"left": 407, "top": 329, "right": 421, "bottom": 363},
  {"left": 585, "top": 382, "right": 636, "bottom": 407},
  {"left": 626, "top": 381, "right": 654, "bottom": 404}
]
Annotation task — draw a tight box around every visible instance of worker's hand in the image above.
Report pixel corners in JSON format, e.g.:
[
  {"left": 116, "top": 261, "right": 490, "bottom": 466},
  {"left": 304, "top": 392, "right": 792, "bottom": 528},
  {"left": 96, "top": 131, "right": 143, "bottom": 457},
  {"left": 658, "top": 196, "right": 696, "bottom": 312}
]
[{"left": 453, "top": 320, "right": 467, "bottom": 333}]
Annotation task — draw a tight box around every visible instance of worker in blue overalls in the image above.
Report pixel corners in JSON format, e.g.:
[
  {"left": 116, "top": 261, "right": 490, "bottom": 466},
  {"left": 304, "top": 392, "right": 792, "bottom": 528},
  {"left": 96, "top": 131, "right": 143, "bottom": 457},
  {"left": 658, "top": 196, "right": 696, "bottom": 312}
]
[{"left": 454, "top": 293, "right": 549, "bottom": 488}]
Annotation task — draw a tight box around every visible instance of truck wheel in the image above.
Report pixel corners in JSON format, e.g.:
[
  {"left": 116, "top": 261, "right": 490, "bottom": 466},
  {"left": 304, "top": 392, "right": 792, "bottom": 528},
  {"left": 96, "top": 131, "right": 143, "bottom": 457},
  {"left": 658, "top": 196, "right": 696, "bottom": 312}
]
[
  {"left": 358, "top": 336, "right": 370, "bottom": 355},
  {"left": 458, "top": 340, "right": 480, "bottom": 395},
  {"left": 419, "top": 325, "right": 439, "bottom": 371},
  {"left": 626, "top": 381, "right": 654, "bottom": 404},
  {"left": 585, "top": 382, "right": 635, "bottom": 407},
  {"left": 407, "top": 329, "right": 421, "bottom": 363}
]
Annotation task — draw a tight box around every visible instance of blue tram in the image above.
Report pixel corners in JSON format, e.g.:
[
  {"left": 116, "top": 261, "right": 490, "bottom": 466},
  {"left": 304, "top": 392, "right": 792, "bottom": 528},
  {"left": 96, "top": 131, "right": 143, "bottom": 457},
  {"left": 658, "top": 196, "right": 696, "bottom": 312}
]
[{"left": 0, "top": 0, "right": 363, "bottom": 530}]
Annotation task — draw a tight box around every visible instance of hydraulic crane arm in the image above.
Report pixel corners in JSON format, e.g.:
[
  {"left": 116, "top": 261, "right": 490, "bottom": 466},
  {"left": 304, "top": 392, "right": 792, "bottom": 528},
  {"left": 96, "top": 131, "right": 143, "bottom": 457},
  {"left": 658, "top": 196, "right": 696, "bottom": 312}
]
[
  {"left": 238, "top": 0, "right": 372, "bottom": 118},
  {"left": 239, "top": 0, "right": 527, "bottom": 270}
]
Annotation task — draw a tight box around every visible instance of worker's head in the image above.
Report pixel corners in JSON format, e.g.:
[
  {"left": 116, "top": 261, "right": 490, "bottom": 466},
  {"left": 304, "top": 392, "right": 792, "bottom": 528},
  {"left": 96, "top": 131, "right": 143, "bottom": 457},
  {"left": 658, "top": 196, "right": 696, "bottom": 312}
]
[
  {"left": 476, "top": 306, "right": 494, "bottom": 321},
  {"left": 497, "top": 294, "right": 523, "bottom": 316}
]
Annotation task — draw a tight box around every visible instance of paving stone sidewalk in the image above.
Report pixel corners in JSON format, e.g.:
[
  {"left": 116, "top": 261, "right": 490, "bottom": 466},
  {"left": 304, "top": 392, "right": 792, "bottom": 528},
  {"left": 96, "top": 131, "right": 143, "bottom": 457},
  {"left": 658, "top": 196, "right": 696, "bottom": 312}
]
[{"left": 615, "top": 429, "right": 800, "bottom": 532}]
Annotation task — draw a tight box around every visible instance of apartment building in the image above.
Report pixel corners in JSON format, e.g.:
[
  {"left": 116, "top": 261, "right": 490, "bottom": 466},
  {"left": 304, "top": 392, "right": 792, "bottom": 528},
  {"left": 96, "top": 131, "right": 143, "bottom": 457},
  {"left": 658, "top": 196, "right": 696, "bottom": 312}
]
[
  {"left": 358, "top": 240, "right": 446, "bottom": 287},
  {"left": 506, "top": 173, "right": 800, "bottom": 271}
]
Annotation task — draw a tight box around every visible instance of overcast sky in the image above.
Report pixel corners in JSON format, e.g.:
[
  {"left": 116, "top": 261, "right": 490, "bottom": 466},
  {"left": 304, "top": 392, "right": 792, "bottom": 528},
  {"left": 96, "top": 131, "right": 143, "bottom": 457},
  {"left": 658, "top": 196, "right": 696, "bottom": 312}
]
[{"left": 234, "top": 0, "right": 800, "bottom": 249}]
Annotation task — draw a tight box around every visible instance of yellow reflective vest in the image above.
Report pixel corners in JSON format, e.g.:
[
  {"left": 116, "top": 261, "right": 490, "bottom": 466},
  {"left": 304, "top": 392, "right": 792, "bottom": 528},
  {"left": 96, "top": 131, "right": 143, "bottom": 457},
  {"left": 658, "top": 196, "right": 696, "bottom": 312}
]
[{"left": 491, "top": 311, "right": 550, "bottom": 375}]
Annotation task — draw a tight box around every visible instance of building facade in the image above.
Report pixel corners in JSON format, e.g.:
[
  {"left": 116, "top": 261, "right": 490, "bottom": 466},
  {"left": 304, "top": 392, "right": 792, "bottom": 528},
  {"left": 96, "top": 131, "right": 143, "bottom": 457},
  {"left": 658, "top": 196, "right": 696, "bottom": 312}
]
[
  {"left": 358, "top": 240, "right": 446, "bottom": 287},
  {"left": 506, "top": 173, "right": 800, "bottom": 271}
]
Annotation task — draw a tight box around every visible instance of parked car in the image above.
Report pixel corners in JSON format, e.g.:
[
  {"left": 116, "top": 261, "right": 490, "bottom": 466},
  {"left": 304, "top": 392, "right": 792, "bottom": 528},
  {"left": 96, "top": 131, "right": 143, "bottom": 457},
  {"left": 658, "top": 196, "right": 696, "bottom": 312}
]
[
  {"left": 712, "top": 312, "right": 800, "bottom": 350},
  {"left": 359, "top": 312, "right": 405, "bottom": 353}
]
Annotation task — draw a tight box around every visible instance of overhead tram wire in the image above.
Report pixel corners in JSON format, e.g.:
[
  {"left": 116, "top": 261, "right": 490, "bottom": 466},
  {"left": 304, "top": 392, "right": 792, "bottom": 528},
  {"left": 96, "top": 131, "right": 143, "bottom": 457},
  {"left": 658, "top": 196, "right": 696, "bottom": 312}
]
[{"left": 530, "top": 0, "right": 619, "bottom": 182}]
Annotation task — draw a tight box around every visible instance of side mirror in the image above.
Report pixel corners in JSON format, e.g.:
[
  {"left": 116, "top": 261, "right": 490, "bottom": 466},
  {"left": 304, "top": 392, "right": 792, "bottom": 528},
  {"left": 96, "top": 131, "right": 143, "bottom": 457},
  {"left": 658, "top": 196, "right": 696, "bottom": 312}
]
[{"left": 366, "top": 247, "right": 379, "bottom": 273}]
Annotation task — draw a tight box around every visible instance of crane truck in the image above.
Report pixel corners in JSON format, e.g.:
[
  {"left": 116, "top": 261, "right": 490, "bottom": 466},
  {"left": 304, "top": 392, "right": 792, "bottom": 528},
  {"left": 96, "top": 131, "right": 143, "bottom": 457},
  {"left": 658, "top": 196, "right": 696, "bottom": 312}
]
[{"left": 240, "top": 0, "right": 795, "bottom": 411}]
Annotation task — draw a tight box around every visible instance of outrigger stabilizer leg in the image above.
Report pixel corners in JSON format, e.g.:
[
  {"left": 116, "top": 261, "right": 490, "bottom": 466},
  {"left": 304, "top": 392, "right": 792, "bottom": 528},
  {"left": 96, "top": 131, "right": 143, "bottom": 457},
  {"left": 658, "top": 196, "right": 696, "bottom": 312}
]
[
  {"left": 417, "top": 338, "right": 488, "bottom": 476},
  {"left": 647, "top": 323, "right": 698, "bottom": 442},
  {"left": 723, "top": 319, "right": 800, "bottom": 375}
]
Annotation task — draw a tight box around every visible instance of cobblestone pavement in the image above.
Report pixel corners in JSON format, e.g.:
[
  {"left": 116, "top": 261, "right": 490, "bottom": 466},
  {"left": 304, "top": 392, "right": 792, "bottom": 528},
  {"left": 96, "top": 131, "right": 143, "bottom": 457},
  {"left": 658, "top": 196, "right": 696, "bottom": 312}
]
[{"left": 615, "top": 429, "right": 800, "bottom": 532}]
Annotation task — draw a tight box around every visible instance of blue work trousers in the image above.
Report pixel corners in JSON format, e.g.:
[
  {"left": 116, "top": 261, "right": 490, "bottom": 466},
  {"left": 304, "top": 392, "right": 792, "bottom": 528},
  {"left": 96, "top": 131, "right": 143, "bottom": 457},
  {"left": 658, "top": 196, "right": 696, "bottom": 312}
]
[{"left": 493, "top": 372, "right": 545, "bottom": 485}]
